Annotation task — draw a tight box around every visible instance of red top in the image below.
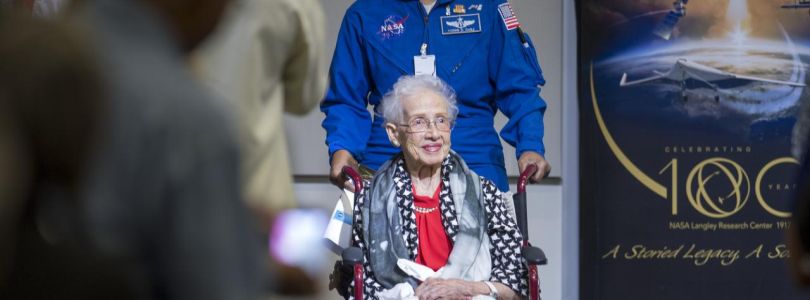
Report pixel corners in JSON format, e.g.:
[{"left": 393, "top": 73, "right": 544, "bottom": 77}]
[{"left": 413, "top": 184, "right": 453, "bottom": 271}]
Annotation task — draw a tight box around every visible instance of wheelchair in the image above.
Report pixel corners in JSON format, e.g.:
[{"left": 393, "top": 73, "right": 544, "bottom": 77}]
[{"left": 330, "top": 165, "right": 547, "bottom": 299}]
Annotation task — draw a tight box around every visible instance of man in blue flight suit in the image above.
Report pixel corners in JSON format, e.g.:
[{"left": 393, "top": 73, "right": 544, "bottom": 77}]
[{"left": 322, "top": 0, "right": 550, "bottom": 192}]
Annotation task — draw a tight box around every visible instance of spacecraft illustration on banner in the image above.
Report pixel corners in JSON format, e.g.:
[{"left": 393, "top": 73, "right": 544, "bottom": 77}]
[{"left": 604, "top": 0, "right": 810, "bottom": 120}]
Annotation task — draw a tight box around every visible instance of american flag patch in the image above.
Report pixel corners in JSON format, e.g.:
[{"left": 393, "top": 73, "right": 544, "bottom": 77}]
[{"left": 498, "top": 2, "right": 520, "bottom": 30}]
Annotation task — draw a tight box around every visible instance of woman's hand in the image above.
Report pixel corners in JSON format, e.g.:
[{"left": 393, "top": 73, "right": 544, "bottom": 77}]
[{"left": 414, "top": 278, "right": 488, "bottom": 300}]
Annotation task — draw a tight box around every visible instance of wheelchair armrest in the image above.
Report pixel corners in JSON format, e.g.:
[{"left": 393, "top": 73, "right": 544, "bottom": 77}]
[
  {"left": 523, "top": 246, "right": 548, "bottom": 265},
  {"left": 342, "top": 247, "right": 363, "bottom": 266}
]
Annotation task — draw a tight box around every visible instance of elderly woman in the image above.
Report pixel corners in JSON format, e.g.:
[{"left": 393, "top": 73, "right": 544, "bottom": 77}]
[{"left": 347, "top": 75, "right": 528, "bottom": 300}]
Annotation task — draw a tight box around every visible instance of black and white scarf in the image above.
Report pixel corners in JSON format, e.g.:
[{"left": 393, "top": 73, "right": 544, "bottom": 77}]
[
  {"left": 362, "top": 150, "right": 493, "bottom": 288},
  {"left": 348, "top": 152, "right": 529, "bottom": 299}
]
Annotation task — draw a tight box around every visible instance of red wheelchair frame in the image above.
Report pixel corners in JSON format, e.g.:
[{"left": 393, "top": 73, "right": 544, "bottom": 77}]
[{"left": 338, "top": 165, "right": 547, "bottom": 299}]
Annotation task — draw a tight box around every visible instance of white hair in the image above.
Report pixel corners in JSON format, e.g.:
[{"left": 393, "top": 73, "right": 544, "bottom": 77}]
[{"left": 378, "top": 75, "right": 458, "bottom": 125}]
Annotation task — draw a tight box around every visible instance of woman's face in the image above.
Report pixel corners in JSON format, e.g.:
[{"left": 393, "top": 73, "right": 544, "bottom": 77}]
[{"left": 386, "top": 90, "right": 452, "bottom": 169}]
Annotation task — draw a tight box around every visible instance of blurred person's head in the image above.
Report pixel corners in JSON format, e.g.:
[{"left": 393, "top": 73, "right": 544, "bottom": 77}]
[
  {"left": 0, "top": 9, "right": 101, "bottom": 189},
  {"left": 140, "top": 0, "right": 231, "bottom": 53},
  {"left": 0, "top": 8, "right": 102, "bottom": 286}
]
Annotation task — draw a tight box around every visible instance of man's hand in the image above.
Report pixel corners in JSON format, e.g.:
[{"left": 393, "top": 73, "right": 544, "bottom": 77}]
[
  {"left": 518, "top": 151, "right": 551, "bottom": 183},
  {"left": 329, "top": 150, "right": 359, "bottom": 192}
]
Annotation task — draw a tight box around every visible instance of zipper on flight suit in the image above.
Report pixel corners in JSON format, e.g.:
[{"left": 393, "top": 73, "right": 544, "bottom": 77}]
[{"left": 417, "top": 2, "right": 431, "bottom": 57}]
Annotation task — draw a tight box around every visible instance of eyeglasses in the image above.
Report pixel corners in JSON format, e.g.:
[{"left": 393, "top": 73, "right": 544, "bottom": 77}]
[{"left": 398, "top": 116, "right": 453, "bottom": 133}]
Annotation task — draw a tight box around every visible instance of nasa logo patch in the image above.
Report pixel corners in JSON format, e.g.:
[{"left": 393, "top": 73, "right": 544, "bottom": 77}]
[{"left": 378, "top": 15, "right": 409, "bottom": 40}]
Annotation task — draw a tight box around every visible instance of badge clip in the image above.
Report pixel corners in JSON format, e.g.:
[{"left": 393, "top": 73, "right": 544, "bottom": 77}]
[{"left": 414, "top": 43, "right": 435, "bottom": 76}]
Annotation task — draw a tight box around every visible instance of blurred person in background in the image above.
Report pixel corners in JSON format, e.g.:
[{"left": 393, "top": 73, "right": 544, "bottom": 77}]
[
  {"left": 73, "top": 0, "right": 263, "bottom": 298},
  {"left": 0, "top": 9, "right": 138, "bottom": 298},
  {"left": 193, "top": 0, "right": 327, "bottom": 294},
  {"left": 788, "top": 153, "right": 810, "bottom": 286},
  {"left": 194, "top": 0, "right": 326, "bottom": 232}
]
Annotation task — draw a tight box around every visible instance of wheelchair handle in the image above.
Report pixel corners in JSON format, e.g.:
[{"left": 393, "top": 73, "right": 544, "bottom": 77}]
[
  {"left": 342, "top": 166, "right": 364, "bottom": 193},
  {"left": 518, "top": 164, "right": 538, "bottom": 194}
]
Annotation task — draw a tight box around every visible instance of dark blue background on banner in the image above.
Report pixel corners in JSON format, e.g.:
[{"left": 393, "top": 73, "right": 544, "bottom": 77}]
[{"left": 578, "top": 0, "right": 810, "bottom": 299}]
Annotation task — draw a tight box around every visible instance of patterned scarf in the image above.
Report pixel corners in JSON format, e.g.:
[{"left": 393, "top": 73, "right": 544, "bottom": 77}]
[{"left": 362, "top": 150, "right": 492, "bottom": 288}]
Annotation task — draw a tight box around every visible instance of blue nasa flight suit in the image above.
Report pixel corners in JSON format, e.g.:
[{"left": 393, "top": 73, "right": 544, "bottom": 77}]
[{"left": 321, "top": 0, "right": 546, "bottom": 191}]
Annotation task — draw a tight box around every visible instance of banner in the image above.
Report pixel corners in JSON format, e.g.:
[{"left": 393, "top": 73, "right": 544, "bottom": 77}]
[{"left": 578, "top": 1, "right": 810, "bottom": 298}]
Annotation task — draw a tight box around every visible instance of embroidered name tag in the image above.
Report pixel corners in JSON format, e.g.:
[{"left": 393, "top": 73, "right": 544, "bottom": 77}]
[{"left": 440, "top": 13, "right": 481, "bottom": 35}]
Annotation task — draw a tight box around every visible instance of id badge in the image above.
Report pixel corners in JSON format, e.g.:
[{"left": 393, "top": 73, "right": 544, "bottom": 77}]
[{"left": 414, "top": 55, "right": 436, "bottom": 76}]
